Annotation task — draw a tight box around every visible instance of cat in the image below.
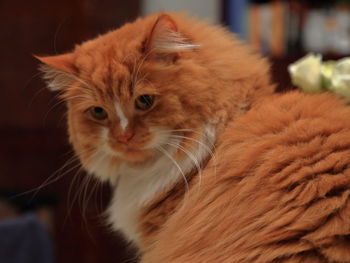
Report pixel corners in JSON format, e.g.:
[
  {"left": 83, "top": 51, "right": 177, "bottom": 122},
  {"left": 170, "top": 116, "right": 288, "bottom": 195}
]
[{"left": 37, "top": 13, "right": 350, "bottom": 262}]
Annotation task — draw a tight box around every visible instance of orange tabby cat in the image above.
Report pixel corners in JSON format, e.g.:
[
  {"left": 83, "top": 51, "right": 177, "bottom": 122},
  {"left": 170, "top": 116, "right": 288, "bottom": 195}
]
[{"left": 37, "top": 13, "right": 350, "bottom": 262}]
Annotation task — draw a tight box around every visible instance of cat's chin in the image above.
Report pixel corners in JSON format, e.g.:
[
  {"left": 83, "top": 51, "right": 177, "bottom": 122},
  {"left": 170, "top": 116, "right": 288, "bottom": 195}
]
[
  {"left": 82, "top": 148, "right": 158, "bottom": 183},
  {"left": 117, "top": 148, "right": 157, "bottom": 164},
  {"left": 107, "top": 143, "right": 157, "bottom": 164}
]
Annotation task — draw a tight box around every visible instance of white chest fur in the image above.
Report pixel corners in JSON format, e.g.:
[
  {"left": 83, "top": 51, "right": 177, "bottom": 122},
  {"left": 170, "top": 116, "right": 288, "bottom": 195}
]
[{"left": 107, "top": 125, "right": 215, "bottom": 245}]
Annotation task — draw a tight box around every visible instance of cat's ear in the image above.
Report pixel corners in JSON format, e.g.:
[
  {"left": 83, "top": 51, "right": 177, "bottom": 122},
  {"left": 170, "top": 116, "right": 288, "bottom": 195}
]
[
  {"left": 144, "top": 14, "right": 198, "bottom": 62},
  {"left": 35, "top": 53, "right": 77, "bottom": 91}
]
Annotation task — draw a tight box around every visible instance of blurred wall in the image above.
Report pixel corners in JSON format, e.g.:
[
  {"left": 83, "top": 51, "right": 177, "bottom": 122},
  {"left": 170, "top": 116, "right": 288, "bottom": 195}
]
[{"left": 142, "top": 0, "right": 221, "bottom": 23}]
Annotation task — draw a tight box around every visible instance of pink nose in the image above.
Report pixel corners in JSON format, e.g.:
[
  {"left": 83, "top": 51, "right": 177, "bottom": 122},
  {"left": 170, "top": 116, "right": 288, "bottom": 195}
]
[{"left": 116, "top": 129, "right": 134, "bottom": 143}]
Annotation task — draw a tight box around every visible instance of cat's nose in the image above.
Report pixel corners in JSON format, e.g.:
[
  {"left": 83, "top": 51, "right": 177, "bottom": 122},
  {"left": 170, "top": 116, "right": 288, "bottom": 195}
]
[{"left": 116, "top": 128, "right": 134, "bottom": 143}]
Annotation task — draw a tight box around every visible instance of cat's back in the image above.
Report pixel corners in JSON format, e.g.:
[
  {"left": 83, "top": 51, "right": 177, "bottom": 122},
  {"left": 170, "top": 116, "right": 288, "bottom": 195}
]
[
  {"left": 220, "top": 90, "right": 350, "bottom": 173},
  {"left": 229, "top": 90, "right": 350, "bottom": 145},
  {"left": 143, "top": 91, "right": 350, "bottom": 263}
]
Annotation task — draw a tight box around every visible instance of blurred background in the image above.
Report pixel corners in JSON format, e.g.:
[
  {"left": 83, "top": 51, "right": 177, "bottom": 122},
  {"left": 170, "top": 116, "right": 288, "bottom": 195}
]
[{"left": 0, "top": 0, "right": 349, "bottom": 262}]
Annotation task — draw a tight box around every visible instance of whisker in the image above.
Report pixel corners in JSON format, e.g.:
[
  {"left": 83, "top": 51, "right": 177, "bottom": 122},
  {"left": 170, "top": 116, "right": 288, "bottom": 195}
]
[
  {"left": 130, "top": 53, "right": 138, "bottom": 88},
  {"left": 137, "top": 77, "right": 157, "bottom": 93},
  {"left": 99, "top": 180, "right": 104, "bottom": 213},
  {"left": 153, "top": 129, "right": 218, "bottom": 180},
  {"left": 85, "top": 175, "right": 100, "bottom": 215},
  {"left": 64, "top": 94, "right": 93, "bottom": 102},
  {"left": 156, "top": 145, "right": 189, "bottom": 192},
  {"left": 11, "top": 154, "right": 81, "bottom": 200},
  {"left": 154, "top": 128, "right": 215, "bottom": 147},
  {"left": 92, "top": 179, "right": 105, "bottom": 214},
  {"left": 64, "top": 148, "right": 97, "bottom": 207},
  {"left": 72, "top": 86, "right": 95, "bottom": 96},
  {"left": 63, "top": 165, "right": 86, "bottom": 228},
  {"left": 67, "top": 167, "right": 83, "bottom": 208},
  {"left": 165, "top": 141, "right": 203, "bottom": 188},
  {"left": 43, "top": 98, "right": 67, "bottom": 126},
  {"left": 70, "top": 76, "right": 94, "bottom": 92},
  {"left": 170, "top": 134, "right": 218, "bottom": 179},
  {"left": 153, "top": 129, "right": 216, "bottom": 157},
  {"left": 78, "top": 172, "right": 97, "bottom": 244},
  {"left": 132, "top": 47, "right": 157, "bottom": 89},
  {"left": 27, "top": 81, "right": 50, "bottom": 109},
  {"left": 168, "top": 134, "right": 215, "bottom": 156},
  {"left": 24, "top": 71, "right": 43, "bottom": 92},
  {"left": 58, "top": 111, "right": 68, "bottom": 127},
  {"left": 134, "top": 73, "right": 148, "bottom": 89},
  {"left": 81, "top": 173, "right": 93, "bottom": 223},
  {"left": 188, "top": 139, "right": 217, "bottom": 178}
]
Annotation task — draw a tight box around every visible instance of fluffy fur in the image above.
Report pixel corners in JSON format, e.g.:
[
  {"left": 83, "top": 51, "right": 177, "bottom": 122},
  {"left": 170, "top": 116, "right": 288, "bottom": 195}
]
[
  {"left": 37, "top": 13, "right": 350, "bottom": 262},
  {"left": 141, "top": 92, "right": 350, "bottom": 262}
]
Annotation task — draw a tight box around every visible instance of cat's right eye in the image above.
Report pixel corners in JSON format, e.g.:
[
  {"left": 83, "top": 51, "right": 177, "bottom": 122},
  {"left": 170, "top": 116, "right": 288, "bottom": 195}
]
[{"left": 88, "top": 106, "right": 108, "bottom": 121}]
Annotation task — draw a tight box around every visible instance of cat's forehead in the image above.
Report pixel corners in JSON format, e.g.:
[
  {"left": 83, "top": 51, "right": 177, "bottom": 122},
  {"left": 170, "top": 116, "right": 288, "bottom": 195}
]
[
  {"left": 76, "top": 38, "right": 142, "bottom": 70},
  {"left": 74, "top": 40, "right": 145, "bottom": 98},
  {"left": 71, "top": 17, "right": 172, "bottom": 99}
]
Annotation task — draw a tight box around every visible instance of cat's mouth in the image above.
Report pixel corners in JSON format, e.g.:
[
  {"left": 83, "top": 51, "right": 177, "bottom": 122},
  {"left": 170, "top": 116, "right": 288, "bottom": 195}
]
[
  {"left": 106, "top": 140, "right": 157, "bottom": 163},
  {"left": 99, "top": 128, "right": 177, "bottom": 163}
]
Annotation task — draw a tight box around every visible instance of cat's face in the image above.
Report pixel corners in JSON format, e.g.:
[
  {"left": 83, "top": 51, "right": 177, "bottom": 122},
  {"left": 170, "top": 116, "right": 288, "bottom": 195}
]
[{"left": 38, "top": 14, "right": 218, "bottom": 182}]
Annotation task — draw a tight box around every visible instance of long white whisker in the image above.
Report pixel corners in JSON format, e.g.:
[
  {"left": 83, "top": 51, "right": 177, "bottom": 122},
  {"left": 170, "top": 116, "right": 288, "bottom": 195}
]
[
  {"left": 156, "top": 145, "right": 189, "bottom": 192},
  {"left": 154, "top": 128, "right": 215, "bottom": 147},
  {"left": 181, "top": 138, "right": 218, "bottom": 180},
  {"left": 168, "top": 134, "right": 215, "bottom": 157},
  {"left": 154, "top": 130, "right": 218, "bottom": 180},
  {"left": 165, "top": 141, "right": 203, "bottom": 189}
]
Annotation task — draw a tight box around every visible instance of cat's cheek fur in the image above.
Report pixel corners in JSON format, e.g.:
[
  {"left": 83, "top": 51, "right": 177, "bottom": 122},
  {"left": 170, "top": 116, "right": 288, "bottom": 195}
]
[{"left": 144, "top": 127, "right": 172, "bottom": 150}]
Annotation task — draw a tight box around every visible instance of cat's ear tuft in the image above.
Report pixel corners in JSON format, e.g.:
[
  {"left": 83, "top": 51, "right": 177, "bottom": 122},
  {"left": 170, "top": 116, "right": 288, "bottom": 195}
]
[
  {"left": 35, "top": 53, "right": 76, "bottom": 91},
  {"left": 144, "top": 14, "right": 198, "bottom": 61},
  {"left": 35, "top": 53, "right": 77, "bottom": 74}
]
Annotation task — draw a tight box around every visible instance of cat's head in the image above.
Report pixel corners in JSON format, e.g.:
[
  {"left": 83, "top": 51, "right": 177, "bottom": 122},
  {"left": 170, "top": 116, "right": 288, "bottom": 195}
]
[{"left": 37, "top": 13, "right": 273, "bottom": 182}]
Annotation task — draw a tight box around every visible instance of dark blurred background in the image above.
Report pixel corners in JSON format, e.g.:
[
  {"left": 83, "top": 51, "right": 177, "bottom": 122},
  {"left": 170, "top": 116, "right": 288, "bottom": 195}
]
[
  {"left": 0, "top": 0, "right": 348, "bottom": 262},
  {"left": 0, "top": 1, "right": 140, "bottom": 262}
]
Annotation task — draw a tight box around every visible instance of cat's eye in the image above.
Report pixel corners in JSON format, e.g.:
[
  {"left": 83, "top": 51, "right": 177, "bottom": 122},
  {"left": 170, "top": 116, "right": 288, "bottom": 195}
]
[
  {"left": 135, "top": 95, "right": 154, "bottom": 110},
  {"left": 89, "top": 106, "right": 108, "bottom": 121}
]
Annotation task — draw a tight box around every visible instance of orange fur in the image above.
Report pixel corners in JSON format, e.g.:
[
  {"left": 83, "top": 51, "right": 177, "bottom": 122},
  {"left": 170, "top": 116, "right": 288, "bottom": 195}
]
[
  {"left": 141, "top": 92, "right": 350, "bottom": 262},
  {"left": 37, "top": 13, "right": 350, "bottom": 263}
]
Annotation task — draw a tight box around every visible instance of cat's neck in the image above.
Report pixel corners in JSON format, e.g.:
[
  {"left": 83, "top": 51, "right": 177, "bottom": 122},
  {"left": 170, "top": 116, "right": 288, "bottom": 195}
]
[{"left": 107, "top": 124, "right": 216, "bottom": 246}]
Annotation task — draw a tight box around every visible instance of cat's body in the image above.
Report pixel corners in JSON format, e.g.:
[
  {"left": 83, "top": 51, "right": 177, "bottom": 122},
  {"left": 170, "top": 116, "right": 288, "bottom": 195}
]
[
  {"left": 37, "top": 13, "right": 350, "bottom": 262},
  {"left": 141, "top": 91, "right": 350, "bottom": 262}
]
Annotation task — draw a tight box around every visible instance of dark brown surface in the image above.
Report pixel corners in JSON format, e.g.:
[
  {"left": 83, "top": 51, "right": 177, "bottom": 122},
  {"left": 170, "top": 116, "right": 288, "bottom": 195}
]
[
  {"left": 0, "top": 1, "right": 139, "bottom": 262},
  {"left": 270, "top": 55, "right": 297, "bottom": 93}
]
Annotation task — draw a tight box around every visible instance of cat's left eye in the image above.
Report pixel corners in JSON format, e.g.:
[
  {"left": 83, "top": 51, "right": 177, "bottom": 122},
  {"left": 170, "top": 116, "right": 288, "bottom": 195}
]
[
  {"left": 135, "top": 95, "right": 155, "bottom": 110},
  {"left": 88, "top": 106, "right": 108, "bottom": 121}
]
